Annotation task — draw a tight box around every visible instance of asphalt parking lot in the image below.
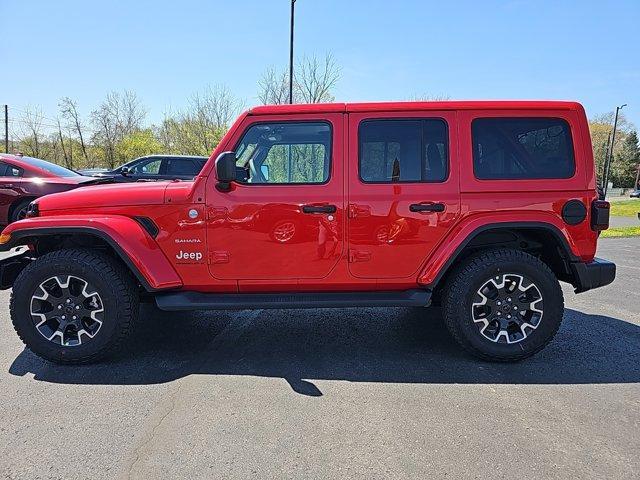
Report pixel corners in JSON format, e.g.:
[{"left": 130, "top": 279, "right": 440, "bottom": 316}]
[{"left": 0, "top": 238, "right": 638, "bottom": 479}]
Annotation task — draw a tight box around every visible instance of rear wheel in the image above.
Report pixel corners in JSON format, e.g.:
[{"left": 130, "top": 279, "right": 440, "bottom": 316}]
[
  {"left": 10, "top": 249, "right": 139, "bottom": 364},
  {"left": 442, "top": 249, "right": 564, "bottom": 362}
]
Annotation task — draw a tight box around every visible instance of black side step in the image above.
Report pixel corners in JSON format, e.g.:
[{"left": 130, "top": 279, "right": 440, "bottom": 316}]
[{"left": 155, "top": 289, "right": 432, "bottom": 311}]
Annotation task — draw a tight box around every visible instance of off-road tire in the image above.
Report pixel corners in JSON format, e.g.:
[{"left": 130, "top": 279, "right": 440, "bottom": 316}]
[
  {"left": 10, "top": 248, "right": 139, "bottom": 364},
  {"left": 442, "top": 249, "right": 564, "bottom": 362}
]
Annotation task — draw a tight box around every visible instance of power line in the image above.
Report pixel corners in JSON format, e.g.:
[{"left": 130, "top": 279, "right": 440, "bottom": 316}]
[
  {"left": 8, "top": 107, "right": 62, "bottom": 124},
  {"left": 6, "top": 119, "right": 62, "bottom": 130}
]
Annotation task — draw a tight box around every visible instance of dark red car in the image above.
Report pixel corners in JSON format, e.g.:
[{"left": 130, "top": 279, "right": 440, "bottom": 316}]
[{"left": 0, "top": 154, "right": 102, "bottom": 225}]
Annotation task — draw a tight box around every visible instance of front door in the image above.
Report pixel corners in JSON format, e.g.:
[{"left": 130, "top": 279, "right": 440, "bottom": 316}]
[
  {"left": 206, "top": 114, "right": 344, "bottom": 281},
  {"left": 347, "top": 111, "right": 460, "bottom": 279}
]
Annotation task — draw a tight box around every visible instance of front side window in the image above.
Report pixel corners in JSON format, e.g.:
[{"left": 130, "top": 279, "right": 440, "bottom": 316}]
[
  {"left": 131, "top": 159, "right": 161, "bottom": 175},
  {"left": 235, "top": 122, "right": 331, "bottom": 184},
  {"left": 359, "top": 119, "right": 448, "bottom": 183},
  {"left": 472, "top": 118, "right": 575, "bottom": 180}
]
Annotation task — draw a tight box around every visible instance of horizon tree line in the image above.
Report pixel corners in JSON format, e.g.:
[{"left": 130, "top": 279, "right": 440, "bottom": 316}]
[{"left": 2, "top": 53, "right": 639, "bottom": 187}]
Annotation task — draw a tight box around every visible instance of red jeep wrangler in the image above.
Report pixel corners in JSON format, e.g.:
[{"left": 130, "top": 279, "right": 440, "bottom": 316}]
[{"left": 0, "top": 101, "right": 615, "bottom": 364}]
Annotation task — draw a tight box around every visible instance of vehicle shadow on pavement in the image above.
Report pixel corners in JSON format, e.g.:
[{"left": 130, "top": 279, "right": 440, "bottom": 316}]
[{"left": 8, "top": 306, "right": 640, "bottom": 393}]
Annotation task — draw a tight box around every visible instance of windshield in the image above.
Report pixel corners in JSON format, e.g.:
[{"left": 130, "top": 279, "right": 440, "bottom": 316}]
[{"left": 23, "top": 156, "right": 81, "bottom": 177}]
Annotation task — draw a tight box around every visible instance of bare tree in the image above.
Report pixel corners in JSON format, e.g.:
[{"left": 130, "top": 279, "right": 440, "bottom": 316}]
[
  {"left": 591, "top": 111, "right": 633, "bottom": 133},
  {"left": 258, "top": 53, "right": 341, "bottom": 105},
  {"left": 258, "top": 67, "right": 291, "bottom": 105},
  {"left": 158, "top": 85, "right": 242, "bottom": 155},
  {"left": 59, "top": 97, "right": 90, "bottom": 165},
  {"left": 188, "top": 85, "right": 242, "bottom": 151},
  {"left": 18, "top": 106, "right": 45, "bottom": 157},
  {"left": 91, "top": 91, "right": 145, "bottom": 168},
  {"left": 56, "top": 117, "right": 71, "bottom": 168},
  {"left": 196, "top": 84, "right": 241, "bottom": 127},
  {"left": 296, "top": 53, "right": 340, "bottom": 103},
  {"left": 407, "top": 93, "right": 451, "bottom": 101},
  {"left": 118, "top": 90, "right": 146, "bottom": 134}
]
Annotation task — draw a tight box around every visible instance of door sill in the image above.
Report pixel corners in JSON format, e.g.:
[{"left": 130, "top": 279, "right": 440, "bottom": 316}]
[{"left": 155, "top": 289, "right": 431, "bottom": 311}]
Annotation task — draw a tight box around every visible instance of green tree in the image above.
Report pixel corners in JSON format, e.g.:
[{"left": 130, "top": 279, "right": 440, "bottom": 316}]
[
  {"left": 156, "top": 85, "right": 241, "bottom": 156},
  {"left": 612, "top": 131, "right": 640, "bottom": 188},
  {"left": 589, "top": 111, "right": 633, "bottom": 186},
  {"left": 116, "top": 129, "right": 163, "bottom": 161}
]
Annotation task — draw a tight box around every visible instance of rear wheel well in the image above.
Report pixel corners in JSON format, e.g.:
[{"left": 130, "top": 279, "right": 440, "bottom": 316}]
[{"left": 431, "top": 226, "right": 575, "bottom": 303}]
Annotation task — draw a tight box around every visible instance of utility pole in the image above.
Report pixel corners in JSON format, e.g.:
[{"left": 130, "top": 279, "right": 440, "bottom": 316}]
[
  {"left": 603, "top": 104, "right": 627, "bottom": 198},
  {"left": 288, "top": 0, "right": 296, "bottom": 104},
  {"left": 3, "top": 105, "right": 7, "bottom": 153},
  {"left": 601, "top": 131, "right": 612, "bottom": 182}
]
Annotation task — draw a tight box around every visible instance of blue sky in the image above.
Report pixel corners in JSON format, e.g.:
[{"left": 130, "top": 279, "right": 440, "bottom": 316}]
[{"left": 2, "top": 0, "right": 639, "bottom": 130}]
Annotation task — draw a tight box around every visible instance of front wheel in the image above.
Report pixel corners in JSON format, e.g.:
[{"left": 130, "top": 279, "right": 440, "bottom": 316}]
[
  {"left": 10, "top": 249, "right": 139, "bottom": 364},
  {"left": 10, "top": 199, "right": 33, "bottom": 223},
  {"left": 442, "top": 249, "right": 564, "bottom": 362}
]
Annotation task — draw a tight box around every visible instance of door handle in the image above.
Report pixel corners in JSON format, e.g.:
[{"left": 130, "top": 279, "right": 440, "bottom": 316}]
[
  {"left": 302, "top": 204, "right": 337, "bottom": 214},
  {"left": 409, "top": 202, "right": 445, "bottom": 213}
]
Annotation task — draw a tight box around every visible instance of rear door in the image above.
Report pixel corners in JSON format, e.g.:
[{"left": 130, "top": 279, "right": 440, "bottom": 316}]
[{"left": 347, "top": 110, "right": 460, "bottom": 279}]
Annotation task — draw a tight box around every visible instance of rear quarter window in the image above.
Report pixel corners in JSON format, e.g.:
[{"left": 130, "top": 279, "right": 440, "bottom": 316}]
[{"left": 472, "top": 118, "right": 575, "bottom": 180}]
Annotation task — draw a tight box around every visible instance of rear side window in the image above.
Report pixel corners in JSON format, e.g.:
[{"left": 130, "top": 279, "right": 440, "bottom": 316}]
[
  {"left": 166, "top": 158, "right": 200, "bottom": 176},
  {"left": 359, "top": 119, "right": 448, "bottom": 183},
  {"left": 472, "top": 118, "right": 575, "bottom": 180}
]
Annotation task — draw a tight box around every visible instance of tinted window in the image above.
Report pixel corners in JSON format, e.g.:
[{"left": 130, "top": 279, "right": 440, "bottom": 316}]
[
  {"left": 235, "top": 122, "right": 331, "bottom": 184},
  {"left": 166, "top": 158, "right": 200, "bottom": 176},
  {"left": 359, "top": 119, "right": 448, "bottom": 183},
  {"left": 22, "top": 156, "right": 79, "bottom": 177},
  {"left": 472, "top": 118, "right": 575, "bottom": 180}
]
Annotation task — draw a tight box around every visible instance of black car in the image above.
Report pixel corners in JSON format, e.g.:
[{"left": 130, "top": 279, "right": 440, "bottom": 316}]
[{"left": 80, "top": 155, "right": 208, "bottom": 182}]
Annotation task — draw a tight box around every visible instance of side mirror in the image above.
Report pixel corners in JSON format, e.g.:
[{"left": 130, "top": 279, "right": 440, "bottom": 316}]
[
  {"left": 215, "top": 151, "right": 237, "bottom": 191},
  {"left": 121, "top": 166, "right": 131, "bottom": 176}
]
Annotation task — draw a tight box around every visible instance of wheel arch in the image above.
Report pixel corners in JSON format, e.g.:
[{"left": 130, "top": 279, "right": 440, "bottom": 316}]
[
  {"left": 8, "top": 196, "right": 37, "bottom": 222},
  {"left": 1, "top": 217, "right": 182, "bottom": 292},
  {"left": 422, "top": 221, "right": 580, "bottom": 293}
]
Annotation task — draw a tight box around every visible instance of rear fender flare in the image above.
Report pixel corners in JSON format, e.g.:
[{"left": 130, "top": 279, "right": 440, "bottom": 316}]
[{"left": 418, "top": 218, "right": 579, "bottom": 288}]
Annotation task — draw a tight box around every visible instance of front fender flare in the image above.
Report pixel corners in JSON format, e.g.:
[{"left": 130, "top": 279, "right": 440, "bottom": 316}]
[{"left": 0, "top": 215, "right": 183, "bottom": 291}]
